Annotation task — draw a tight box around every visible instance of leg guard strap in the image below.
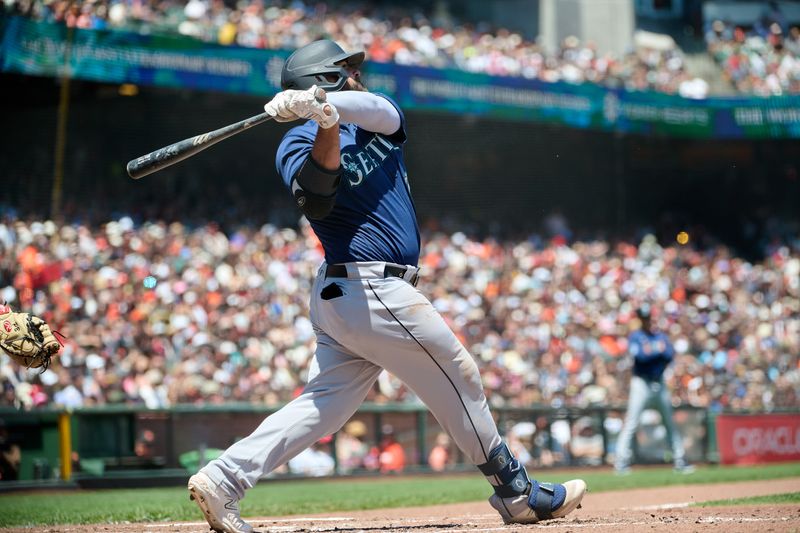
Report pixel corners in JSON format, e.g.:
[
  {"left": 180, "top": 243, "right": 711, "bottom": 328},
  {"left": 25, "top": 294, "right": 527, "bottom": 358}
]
[
  {"left": 529, "top": 482, "right": 555, "bottom": 520},
  {"left": 477, "top": 443, "right": 530, "bottom": 498}
]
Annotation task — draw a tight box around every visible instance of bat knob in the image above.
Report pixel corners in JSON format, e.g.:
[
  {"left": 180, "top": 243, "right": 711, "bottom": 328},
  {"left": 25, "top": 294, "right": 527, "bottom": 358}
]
[{"left": 314, "top": 86, "right": 327, "bottom": 103}]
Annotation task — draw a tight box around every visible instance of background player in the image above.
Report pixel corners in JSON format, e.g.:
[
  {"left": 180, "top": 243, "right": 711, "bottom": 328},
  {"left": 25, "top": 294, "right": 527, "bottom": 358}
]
[
  {"left": 186, "top": 39, "right": 586, "bottom": 533},
  {"left": 614, "top": 305, "right": 695, "bottom": 474}
]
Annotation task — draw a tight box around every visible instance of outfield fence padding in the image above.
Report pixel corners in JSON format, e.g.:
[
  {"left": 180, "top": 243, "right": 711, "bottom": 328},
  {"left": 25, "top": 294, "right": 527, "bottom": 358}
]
[{"left": 0, "top": 404, "right": 735, "bottom": 483}]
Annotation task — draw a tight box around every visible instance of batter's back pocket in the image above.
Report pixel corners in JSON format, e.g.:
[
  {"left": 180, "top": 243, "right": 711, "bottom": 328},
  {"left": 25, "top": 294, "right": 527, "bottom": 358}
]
[{"left": 321, "top": 283, "right": 344, "bottom": 300}]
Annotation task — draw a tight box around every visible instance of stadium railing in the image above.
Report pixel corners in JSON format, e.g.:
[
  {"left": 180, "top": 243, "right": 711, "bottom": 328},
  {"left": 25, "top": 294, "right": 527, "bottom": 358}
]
[{"left": 0, "top": 403, "right": 722, "bottom": 485}]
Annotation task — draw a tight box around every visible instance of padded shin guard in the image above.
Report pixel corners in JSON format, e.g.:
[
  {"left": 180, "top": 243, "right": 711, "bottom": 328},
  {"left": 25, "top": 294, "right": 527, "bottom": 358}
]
[{"left": 477, "top": 443, "right": 530, "bottom": 498}]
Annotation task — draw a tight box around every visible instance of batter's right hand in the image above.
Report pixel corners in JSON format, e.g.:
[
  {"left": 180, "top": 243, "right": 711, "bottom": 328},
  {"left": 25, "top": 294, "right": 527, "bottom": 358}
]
[{"left": 299, "top": 87, "right": 339, "bottom": 129}]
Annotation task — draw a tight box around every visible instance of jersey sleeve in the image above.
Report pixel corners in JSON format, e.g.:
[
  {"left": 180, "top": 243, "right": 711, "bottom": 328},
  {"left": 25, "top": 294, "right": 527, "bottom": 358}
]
[
  {"left": 373, "top": 93, "right": 407, "bottom": 145},
  {"left": 275, "top": 124, "right": 317, "bottom": 189}
]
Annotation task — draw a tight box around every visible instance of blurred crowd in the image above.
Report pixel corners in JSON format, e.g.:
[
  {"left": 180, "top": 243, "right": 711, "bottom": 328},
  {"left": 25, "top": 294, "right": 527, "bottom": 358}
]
[
  {"left": 706, "top": 10, "right": 800, "bottom": 96},
  {"left": 4, "top": 0, "right": 699, "bottom": 96},
  {"left": 1, "top": 217, "right": 798, "bottom": 414}
]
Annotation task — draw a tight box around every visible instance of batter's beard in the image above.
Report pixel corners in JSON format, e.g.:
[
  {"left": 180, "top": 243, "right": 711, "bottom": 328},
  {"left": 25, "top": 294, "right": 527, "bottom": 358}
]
[{"left": 343, "top": 77, "right": 368, "bottom": 91}]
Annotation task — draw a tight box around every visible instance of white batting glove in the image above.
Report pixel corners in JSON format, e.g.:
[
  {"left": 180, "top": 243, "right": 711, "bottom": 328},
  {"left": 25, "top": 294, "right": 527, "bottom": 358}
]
[
  {"left": 265, "top": 86, "right": 340, "bottom": 129},
  {"left": 294, "top": 86, "right": 339, "bottom": 129},
  {"left": 264, "top": 90, "right": 301, "bottom": 123}
]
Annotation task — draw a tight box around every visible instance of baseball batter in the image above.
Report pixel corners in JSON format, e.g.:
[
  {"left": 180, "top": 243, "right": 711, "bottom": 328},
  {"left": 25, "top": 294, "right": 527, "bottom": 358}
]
[{"left": 187, "top": 40, "right": 586, "bottom": 533}]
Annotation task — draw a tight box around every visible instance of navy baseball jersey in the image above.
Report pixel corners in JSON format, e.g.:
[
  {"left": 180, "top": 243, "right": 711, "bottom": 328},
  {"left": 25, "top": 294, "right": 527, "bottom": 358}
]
[
  {"left": 628, "top": 330, "right": 674, "bottom": 381},
  {"left": 275, "top": 95, "right": 420, "bottom": 266}
]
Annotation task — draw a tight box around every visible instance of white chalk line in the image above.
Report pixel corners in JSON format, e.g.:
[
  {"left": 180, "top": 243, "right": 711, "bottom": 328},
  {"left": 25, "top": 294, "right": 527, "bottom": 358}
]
[
  {"left": 141, "top": 512, "right": 794, "bottom": 532},
  {"left": 271, "top": 517, "right": 356, "bottom": 523},
  {"left": 694, "top": 516, "right": 792, "bottom": 524},
  {"left": 623, "top": 501, "right": 692, "bottom": 510},
  {"left": 144, "top": 517, "right": 355, "bottom": 528},
  {"left": 456, "top": 516, "right": 794, "bottom": 531}
]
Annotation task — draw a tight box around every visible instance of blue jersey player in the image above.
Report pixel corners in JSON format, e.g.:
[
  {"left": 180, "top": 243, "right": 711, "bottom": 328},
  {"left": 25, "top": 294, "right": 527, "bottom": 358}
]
[
  {"left": 186, "top": 40, "right": 586, "bottom": 533},
  {"left": 614, "top": 305, "right": 694, "bottom": 474}
]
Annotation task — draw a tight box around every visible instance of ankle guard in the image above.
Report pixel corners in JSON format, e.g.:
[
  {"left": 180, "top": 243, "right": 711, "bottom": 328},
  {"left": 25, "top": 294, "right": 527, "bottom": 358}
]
[{"left": 477, "top": 443, "right": 530, "bottom": 498}]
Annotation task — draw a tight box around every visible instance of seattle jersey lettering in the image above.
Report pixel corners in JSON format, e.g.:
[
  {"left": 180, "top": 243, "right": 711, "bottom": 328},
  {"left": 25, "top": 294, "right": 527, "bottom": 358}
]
[{"left": 341, "top": 133, "right": 398, "bottom": 186}]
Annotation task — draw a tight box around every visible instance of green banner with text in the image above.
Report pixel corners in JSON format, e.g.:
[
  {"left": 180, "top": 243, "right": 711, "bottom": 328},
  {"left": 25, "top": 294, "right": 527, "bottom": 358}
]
[{"left": 2, "top": 16, "right": 799, "bottom": 138}]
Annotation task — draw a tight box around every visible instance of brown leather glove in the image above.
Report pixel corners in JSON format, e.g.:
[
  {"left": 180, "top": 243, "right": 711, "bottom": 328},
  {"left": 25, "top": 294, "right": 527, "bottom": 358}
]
[{"left": 0, "top": 304, "right": 61, "bottom": 370}]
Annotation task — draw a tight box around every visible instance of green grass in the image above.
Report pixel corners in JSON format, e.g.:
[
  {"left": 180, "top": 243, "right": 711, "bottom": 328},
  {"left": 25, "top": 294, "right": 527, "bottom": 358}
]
[
  {"left": 1, "top": 462, "right": 799, "bottom": 527},
  {"left": 573, "top": 461, "right": 800, "bottom": 492},
  {"left": 697, "top": 492, "right": 800, "bottom": 506}
]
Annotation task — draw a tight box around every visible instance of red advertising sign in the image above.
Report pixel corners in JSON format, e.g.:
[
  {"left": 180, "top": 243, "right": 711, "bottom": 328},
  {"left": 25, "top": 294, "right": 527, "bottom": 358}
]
[{"left": 717, "top": 414, "right": 800, "bottom": 465}]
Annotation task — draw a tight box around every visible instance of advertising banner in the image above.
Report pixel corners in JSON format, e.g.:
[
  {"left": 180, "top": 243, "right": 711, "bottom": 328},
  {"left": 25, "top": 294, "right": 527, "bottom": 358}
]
[
  {"left": 716, "top": 414, "right": 800, "bottom": 465},
  {"left": 0, "top": 15, "right": 287, "bottom": 95},
  {"left": 2, "top": 16, "right": 800, "bottom": 139}
]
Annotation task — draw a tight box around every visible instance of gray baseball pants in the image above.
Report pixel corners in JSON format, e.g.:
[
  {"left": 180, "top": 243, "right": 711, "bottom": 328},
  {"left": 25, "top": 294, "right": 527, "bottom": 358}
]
[
  {"left": 615, "top": 374, "right": 686, "bottom": 469},
  {"left": 204, "top": 261, "right": 502, "bottom": 499}
]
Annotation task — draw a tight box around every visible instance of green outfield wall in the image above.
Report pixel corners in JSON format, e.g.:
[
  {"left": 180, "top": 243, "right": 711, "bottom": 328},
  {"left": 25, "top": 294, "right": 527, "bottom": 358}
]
[{"left": 0, "top": 404, "right": 747, "bottom": 483}]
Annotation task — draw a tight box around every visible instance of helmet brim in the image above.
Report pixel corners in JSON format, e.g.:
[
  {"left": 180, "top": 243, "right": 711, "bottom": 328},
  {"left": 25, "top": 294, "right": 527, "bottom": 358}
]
[{"left": 331, "top": 51, "right": 365, "bottom": 69}]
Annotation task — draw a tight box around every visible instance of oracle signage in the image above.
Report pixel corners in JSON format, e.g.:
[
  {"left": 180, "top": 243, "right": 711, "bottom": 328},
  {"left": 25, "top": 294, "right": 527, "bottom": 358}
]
[{"left": 717, "top": 414, "right": 800, "bottom": 465}]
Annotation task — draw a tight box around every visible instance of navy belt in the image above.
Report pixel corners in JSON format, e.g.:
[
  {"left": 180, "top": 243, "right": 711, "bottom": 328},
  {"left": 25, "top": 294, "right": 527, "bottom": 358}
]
[{"left": 325, "top": 263, "right": 419, "bottom": 287}]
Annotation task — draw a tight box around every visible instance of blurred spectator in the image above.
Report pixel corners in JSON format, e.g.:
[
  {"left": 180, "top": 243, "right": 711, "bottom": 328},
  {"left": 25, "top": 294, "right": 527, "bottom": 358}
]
[
  {"left": 602, "top": 410, "right": 624, "bottom": 463},
  {"left": 363, "top": 441, "right": 380, "bottom": 471},
  {"left": 5, "top": 0, "right": 702, "bottom": 96},
  {"left": 0, "top": 215, "right": 797, "bottom": 415},
  {"left": 288, "top": 434, "right": 335, "bottom": 476},
  {"left": 336, "top": 420, "right": 369, "bottom": 473},
  {"left": 377, "top": 424, "right": 405, "bottom": 473},
  {"left": 569, "top": 416, "right": 604, "bottom": 466},
  {"left": 544, "top": 209, "right": 573, "bottom": 243},
  {"left": 0, "top": 420, "right": 21, "bottom": 481},
  {"left": 549, "top": 419, "right": 573, "bottom": 464},
  {"left": 135, "top": 429, "right": 157, "bottom": 458},
  {"left": 706, "top": 14, "right": 800, "bottom": 96},
  {"left": 427, "top": 432, "right": 452, "bottom": 472},
  {"left": 530, "top": 416, "right": 562, "bottom": 467},
  {"left": 505, "top": 421, "right": 534, "bottom": 467}
]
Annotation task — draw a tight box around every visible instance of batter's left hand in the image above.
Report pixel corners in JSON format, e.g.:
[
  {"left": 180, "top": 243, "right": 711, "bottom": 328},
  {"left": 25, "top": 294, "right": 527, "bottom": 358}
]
[
  {"left": 265, "top": 87, "right": 339, "bottom": 129},
  {"left": 264, "top": 90, "right": 302, "bottom": 122}
]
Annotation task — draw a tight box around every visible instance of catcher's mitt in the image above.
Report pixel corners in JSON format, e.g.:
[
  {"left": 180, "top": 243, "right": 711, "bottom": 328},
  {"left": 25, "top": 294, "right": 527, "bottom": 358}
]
[{"left": 0, "top": 304, "right": 61, "bottom": 370}]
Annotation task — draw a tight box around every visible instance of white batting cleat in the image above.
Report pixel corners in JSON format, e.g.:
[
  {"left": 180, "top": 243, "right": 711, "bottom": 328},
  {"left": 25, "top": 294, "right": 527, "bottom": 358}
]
[
  {"left": 614, "top": 465, "right": 632, "bottom": 476},
  {"left": 673, "top": 461, "right": 696, "bottom": 474},
  {"left": 489, "top": 479, "right": 587, "bottom": 524},
  {"left": 188, "top": 471, "right": 254, "bottom": 533}
]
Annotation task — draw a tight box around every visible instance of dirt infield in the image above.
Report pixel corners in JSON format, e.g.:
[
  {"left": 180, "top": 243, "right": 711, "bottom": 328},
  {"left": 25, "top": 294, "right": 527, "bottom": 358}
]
[{"left": 6, "top": 477, "right": 799, "bottom": 533}]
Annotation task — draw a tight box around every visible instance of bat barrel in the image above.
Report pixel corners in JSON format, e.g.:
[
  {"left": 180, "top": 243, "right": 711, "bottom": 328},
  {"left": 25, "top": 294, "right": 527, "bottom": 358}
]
[
  {"left": 127, "top": 142, "right": 196, "bottom": 179},
  {"left": 126, "top": 112, "right": 273, "bottom": 179}
]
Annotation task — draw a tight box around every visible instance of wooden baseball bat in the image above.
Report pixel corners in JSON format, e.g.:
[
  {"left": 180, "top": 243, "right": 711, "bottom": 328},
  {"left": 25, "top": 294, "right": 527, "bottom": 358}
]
[{"left": 126, "top": 112, "right": 274, "bottom": 179}]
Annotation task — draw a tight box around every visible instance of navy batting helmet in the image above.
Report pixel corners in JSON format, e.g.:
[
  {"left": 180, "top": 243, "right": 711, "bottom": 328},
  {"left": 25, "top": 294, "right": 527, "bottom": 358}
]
[{"left": 280, "top": 40, "right": 365, "bottom": 92}]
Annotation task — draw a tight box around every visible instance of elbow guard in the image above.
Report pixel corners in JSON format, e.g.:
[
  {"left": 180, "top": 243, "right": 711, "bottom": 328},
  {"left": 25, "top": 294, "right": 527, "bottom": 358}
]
[{"left": 292, "top": 156, "right": 342, "bottom": 220}]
